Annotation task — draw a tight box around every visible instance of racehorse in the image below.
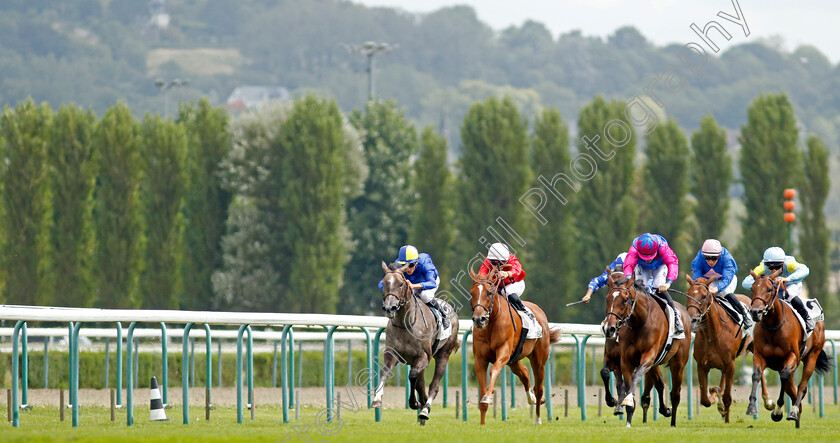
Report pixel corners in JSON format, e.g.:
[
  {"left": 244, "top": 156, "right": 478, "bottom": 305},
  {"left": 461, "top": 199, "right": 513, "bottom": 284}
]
[
  {"left": 601, "top": 275, "right": 691, "bottom": 427},
  {"left": 373, "top": 262, "right": 461, "bottom": 425},
  {"left": 469, "top": 267, "right": 561, "bottom": 425},
  {"left": 746, "top": 269, "right": 832, "bottom": 428},
  {"left": 684, "top": 275, "right": 753, "bottom": 423},
  {"left": 600, "top": 268, "right": 625, "bottom": 414}
]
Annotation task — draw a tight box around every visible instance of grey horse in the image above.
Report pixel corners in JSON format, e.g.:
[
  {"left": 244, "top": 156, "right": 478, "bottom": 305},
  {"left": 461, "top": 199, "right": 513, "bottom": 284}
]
[{"left": 371, "top": 261, "right": 460, "bottom": 425}]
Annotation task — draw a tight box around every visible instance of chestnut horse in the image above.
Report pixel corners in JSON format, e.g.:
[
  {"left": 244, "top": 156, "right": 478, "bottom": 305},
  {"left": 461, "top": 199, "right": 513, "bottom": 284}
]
[
  {"left": 469, "top": 267, "right": 561, "bottom": 425},
  {"left": 600, "top": 268, "right": 625, "bottom": 415},
  {"left": 746, "top": 269, "right": 832, "bottom": 428},
  {"left": 602, "top": 275, "right": 691, "bottom": 427},
  {"left": 684, "top": 275, "right": 753, "bottom": 423},
  {"left": 374, "top": 262, "right": 461, "bottom": 425}
]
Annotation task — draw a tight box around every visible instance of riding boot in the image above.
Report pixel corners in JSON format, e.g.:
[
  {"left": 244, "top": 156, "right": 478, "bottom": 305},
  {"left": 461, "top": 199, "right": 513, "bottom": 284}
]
[
  {"left": 788, "top": 296, "right": 814, "bottom": 331},
  {"left": 659, "top": 290, "right": 684, "bottom": 336},
  {"left": 724, "top": 291, "right": 754, "bottom": 329},
  {"left": 426, "top": 298, "right": 451, "bottom": 330},
  {"left": 508, "top": 293, "right": 537, "bottom": 323}
]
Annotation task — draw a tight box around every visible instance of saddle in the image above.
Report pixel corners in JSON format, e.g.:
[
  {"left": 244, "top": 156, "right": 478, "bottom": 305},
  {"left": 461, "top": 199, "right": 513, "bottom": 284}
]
[
  {"left": 781, "top": 297, "right": 823, "bottom": 341},
  {"left": 716, "top": 294, "right": 752, "bottom": 337}
]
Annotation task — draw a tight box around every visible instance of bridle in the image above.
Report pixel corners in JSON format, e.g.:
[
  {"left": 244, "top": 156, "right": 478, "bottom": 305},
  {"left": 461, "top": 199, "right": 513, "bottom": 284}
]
[
  {"left": 750, "top": 275, "right": 783, "bottom": 317},
  {"left": 471, "top": 280, "right": 500, "bottom": 322},
  {"left": 604, "top": 284, "right": 640, "bottom": 332},
  {"left": 684, "top": 281, "right": 713, "bottom": 321},
  {"left": 382, "top": 270, "right": 412, "bottom": 325}
]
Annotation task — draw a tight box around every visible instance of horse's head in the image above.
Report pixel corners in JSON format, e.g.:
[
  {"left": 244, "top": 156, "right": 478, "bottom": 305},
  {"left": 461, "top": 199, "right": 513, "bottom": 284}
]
[
  {"left": 684, "top": 274, "right": 715, "bottom": 332},
  {"left": 749, "top": 268, "right": 783, "bottom": 322},
  {"left": 602, "top": 273, "right": 637, "bottom": 339},
  {"left": 381, "top": 261, "right": 410, "bottom": 318},
  {"left": 469, "top": 267, "right": 499, "bottom": 329}
]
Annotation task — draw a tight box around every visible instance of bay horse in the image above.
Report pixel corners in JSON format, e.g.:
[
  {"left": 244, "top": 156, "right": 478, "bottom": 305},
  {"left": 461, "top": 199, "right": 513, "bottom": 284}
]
[
  {"left": 746, "top": 269, "right": 832, "bottom": 428},
  {"left": 469, "top": 267, "right": 561, "bottom": 425},
  {"left": 373, "top": 262, "right": 461, "bottom": 425},
  {"left": 600, "top": 268, "right": 625, "bottom": 415},
  {"left": 684, "top": 275, "right": 753, "bottom": 423},
  {"left": 601, "top": 275, "right": 691, "bottom": 427}
]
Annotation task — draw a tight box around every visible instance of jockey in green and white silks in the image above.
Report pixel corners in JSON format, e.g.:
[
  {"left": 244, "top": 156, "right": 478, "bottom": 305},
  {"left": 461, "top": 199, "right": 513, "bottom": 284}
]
[{"left": 742, "top": 246, "right": 812, "bottom": 330}]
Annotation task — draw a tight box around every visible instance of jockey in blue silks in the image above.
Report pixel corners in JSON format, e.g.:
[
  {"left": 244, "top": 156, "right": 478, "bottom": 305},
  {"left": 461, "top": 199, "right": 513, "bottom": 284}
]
[
  {"left": 581, "top": 252, "right": 627, "bottom": 304},
  {"left": 379, "top": 245, "right": 451, "bottom": 329},
  {"left": 690, "top": 239, "right": 753, "bottom": 329}
]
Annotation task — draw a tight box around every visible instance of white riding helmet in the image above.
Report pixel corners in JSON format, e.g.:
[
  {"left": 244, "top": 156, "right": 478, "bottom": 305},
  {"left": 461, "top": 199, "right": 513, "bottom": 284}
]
[
  {"left": 487, "top": 243, "right": 510, "bottom": 262},
  {"left": 701, "top": 239, "right": 722, "bottom": 257}
]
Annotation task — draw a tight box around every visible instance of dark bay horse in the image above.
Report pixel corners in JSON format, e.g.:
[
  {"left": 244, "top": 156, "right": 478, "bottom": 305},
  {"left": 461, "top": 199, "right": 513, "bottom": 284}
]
[
  {"left": 684, "top": 275, "right": 753, "bottom": 423},
  {"left": 746, "top": 269, "right": 832, "bottom": 428},
  {"left": 600, "top": 269, "right": 625, "bottom": 414},
  {"left": 373, "top": 262, "right": 460, "bottom": 425},
  {"left": 602, "top": 275, "right": 691, "bottom": 427},
  {"left": 469, "top": 267, "right": 561, "bottom": 425}
]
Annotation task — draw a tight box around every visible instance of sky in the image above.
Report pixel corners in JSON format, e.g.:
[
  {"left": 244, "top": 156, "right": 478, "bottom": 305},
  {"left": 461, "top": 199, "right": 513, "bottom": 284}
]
[{"left": 354, "top": 0, "right": 838, "bottom": 63}]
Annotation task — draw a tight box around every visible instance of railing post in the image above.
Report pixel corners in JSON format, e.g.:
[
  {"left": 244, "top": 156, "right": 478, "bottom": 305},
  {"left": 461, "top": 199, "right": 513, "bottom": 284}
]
[
  {"left": 203, "top": 324, "right": 212, "bottom": 408},
  {"left": 443, "top": 365, "right": 449, "bottom": 408},
  {"left": 501, "top": 365, "right": 507, "bottom": 421},
  {"left": 236, "top": 324, "right": 252, "bottom": 424},
  {"left": 461, "top": 329, "right": 472, "bottom": 422},
  {"left": 159, "top": 322, "right": 168, "bottom": 406},
  {"left": 11, "top": 321, "right": 24, "bottom": 427},
  {"left": 545, "top": 343, "right": 554, "bottom": 420},
  {"left": 115, "top": 322, "right": 123, "bottom": 407},
  {"left": 44, "top": 338, "right": 49, "bottom": 389},
  {"left": 71, "top": 322, "right": 82, "bottom": 427},
  {"left": 575, "top": 334, "right": 591, "bottom": 420},
  {"left": 272, "top": 340, "right": 278, "bottom": 388},
  {"left": 831, "top": 341, "right": 837, "bottom": 404},
  {"left": 290, "top": 328, "right": 296, "bottom": 406},
  {"left": 21, "top": 322, "right": 29, "bottom": 409},
  {"left": 126, "top": 321, "right": 138, "bottom": 426},
  {"left": 356, "top": 327, "right": 372, "bottom": 409},
  {"left": 687, "top": 337, "right": 694, "bottom": 420},
  {"left": 281, "top": 325, "right": 292, "bottom": 423},
  {"left": 182, "top": 323, "right": 194, "bottom": 424},
  {"left": 324, "top": 325, "right": 339, "bottom": 421},
  {"left": 105, "top": 338, "right": 110, "bottom": 389}
]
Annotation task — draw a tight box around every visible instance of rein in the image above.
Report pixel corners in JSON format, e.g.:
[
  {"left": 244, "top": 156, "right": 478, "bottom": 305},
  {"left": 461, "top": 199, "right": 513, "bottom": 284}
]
[
  {"left": 751, "top": 275, "right": 787, "bottom": 331},
  {"left": 605, "top": 285, "right": 648, "bottom": 332},
  {"left": 471, "top": 281, "right": 500, "bottom": 322},
  {"left": 383, "top": 270, "right": 415, "bottom": 329}
]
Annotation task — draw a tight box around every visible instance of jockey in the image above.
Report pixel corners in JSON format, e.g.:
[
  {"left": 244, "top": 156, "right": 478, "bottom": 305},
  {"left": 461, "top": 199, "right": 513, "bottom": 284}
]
[
  {"left": 581, "top": 252, "right": 627, "bottom": 304},
  {"left": 742, "top": 246, "right": 812, "bottom": 331},
  {"left": 622, "top": 233, "right": 683, "bottom": 336},
  {"left": 378, "top": 245, "right": 451, "bottom": 330},
  {"left": 690, "top": 239, "right": 753, "bottom": 329},
  {"left": 478, "top": 243, "right": 535, "bottom": 324}
]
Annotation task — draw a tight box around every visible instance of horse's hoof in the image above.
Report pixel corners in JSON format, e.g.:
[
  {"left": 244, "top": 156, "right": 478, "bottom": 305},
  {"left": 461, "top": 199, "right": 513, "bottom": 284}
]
[
  {"left": 659, "top": 407, "right": 672, "bottom": 418},
  {"left": 527, "top": 389, "right": 537, "bottom": 405},
  {"left": 625, "top": 422, "right": 632, "bottom": 428},
  {"left": 717, "top": 401, "right": 726, "bottom": 414},
  {"left": 480, "top": 395, "right": 493, "bottom": 405},
  {"left": 771, "top": 411, "right": 784, "bottom": 422},
  {"left": 605, "top": 397, "right": 616, "bottom": 407},
  {"left": 409, "top": 400, "right": 420, "bottom": 410},
  {"left": 621, "top": 394, "right": 635, "bottom": 408},
  {"left": 763, "top": 397, "right": 776, "bottom": 411},
  {"left": 787, "top": 406, "right": 800, "bottom": 423},
  {"left": 372, "top": 400, "right": 382, "bottom": 409},
  {"left": 745, "top": 403, "right": 757, "bottom": 415},
  {"left": 419, "top": 406, "right": 430, "bottom": 420},
  {"left": 419, "top": 418, "right": 426, "bottom": 426},
  {"left": 534, "top": 416, "right": 542, "bottom": 425}
]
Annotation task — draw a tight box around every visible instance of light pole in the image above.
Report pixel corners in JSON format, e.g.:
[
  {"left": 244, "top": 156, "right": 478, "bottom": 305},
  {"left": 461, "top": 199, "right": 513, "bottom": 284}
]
[
  {"left": 154, "top": 78, "right": 189, "bottom": 118},
  {"left": 341, "top": 42, "right": 396, "bottom": 101}
]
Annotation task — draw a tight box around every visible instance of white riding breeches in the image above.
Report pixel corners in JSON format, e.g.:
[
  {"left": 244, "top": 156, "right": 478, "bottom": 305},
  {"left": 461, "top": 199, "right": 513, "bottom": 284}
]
[
  {"left": 414, "top": 277, "right": 440, "bottom": 303},
  {"left": 783, "top": 282, "right": 803, "bottom": 300},
  {"left": 634, "top": 264, "right": 668, "bottom": 292},
  {"left": 503, "top": 280, "right": 526, "bottom": 298},
  {"left": 713, "top": 277, "right": 738, "bottom": 297}
]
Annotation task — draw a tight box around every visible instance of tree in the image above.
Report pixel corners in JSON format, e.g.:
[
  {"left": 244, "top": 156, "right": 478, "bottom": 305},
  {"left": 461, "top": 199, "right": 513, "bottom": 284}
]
[
  {"left": 691, "top": 115, "right": 732, "bottom": 241},
  {"left": 799, "top": 135, "right": 832, "bottom": 325},
  {"left": 0, "top": 99, "right": 51, "bottom": 305},
  {"left": 138, "top": 114, "right": 187, "bottom": 310},
  {"left": 341, "top": 100, "right": 417, "bottom": 315},
  {"left": 92, "top": 102, "right": 143, "bottom": 309},
  {"left": 47, "top": 104, "right": 96, "bottom": 307},
  {"left": 412, "top": 126, "right": 455, "bottom": 293},
  {"left": 278, "top": 96, "right": 348, "bottom": 313},
  {"left": 736, "top": 93, "right": 800, "bottom": 272},
  {"left": 574, "top": 96, "right": 637, "bottom": 323},
  {"left": 179, "top": 99, "right": 232, "bottom": 310},
  {"left": 455, "top": 96, "right": 531, "bottom": 311},
  {"left": 528, "top": 108, "right": 575, "bottom": 320},
  {"left": 643, "top": 119, "right": 690, "bottom": 275}
]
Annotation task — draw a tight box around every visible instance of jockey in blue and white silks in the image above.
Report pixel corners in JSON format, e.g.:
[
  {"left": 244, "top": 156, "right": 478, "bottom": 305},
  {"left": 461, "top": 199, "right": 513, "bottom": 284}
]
[
  {"left": 581, "top": 252, "right": 627, "bottom": 304},
  {"left": 690, "top": 239, "right": 752, "bottom": 329},
  {"left": 742, "top": 246, "right": 812, "bottom": 330},
  {"left": 379, "top": 245, "right": 451, "bottom": 329}
]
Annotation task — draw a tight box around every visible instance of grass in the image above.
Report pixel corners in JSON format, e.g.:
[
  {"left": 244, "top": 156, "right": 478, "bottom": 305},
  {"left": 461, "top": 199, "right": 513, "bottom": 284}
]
[{"left": 3, "top": 402, "right": 840, "bottom": 442}]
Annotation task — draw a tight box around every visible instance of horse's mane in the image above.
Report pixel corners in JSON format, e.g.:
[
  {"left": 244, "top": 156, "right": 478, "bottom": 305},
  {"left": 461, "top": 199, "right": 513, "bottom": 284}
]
[
  {"left": 633, "top": 279, "right": 646, "bottom": 291},
  {"left": 613, "top": 276, "right": 629, "bottom": 286}
]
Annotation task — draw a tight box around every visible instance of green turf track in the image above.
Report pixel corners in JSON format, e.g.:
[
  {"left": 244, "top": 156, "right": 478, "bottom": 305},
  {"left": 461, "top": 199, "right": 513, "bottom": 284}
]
[{"left": 3, "top": 404, "right": 840, "bottom": 442}]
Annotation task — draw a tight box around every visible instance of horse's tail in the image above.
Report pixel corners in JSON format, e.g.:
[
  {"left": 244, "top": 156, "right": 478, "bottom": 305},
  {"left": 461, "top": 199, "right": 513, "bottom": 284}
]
[
  {"left": 549, "top": 327, "right": 562, "bottom": 344},
  {"left": 816, "top": 349, "right": 834, "bottom": 374}
]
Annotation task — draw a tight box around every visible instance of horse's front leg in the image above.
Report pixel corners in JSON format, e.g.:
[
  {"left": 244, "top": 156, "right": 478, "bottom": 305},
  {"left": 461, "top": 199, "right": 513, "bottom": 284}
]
[
  {"left": 602, "top": 341, "right": 618, "bottom": 407},
  {"left": 474, "top": 356, "right": 490, "bottom": 425},
  {"left": 721, "top": 359, "right": 735, "bottom": 423},
  {"left": 789, "top": 347, "right": 821, "bottom": 427},
  {"left": 771, "top": 353, "right": 798, "bottom": 422},
  {"left": 409, "top": 354, "right": 430, "bottom": 410},
  {"left": 746, "top": 352, "right": 766, "bottom": 415},
  {"left": 620, "top": 351, "right": 654, "bottom": 428},
  {"left": 480, "top": 352, "right": 512, "bottom": 418},
  {"left": 419, "top": 355, "right": 450, "bottom": 421},
  {"left": 372, "top": 350, "right": 399, "bottom": 409},
  {"left": 509, "top": 361, "right": 534, "bottom": 404},
  {"left": 698, "top": 362, "right": 713, "bottom": 407}
]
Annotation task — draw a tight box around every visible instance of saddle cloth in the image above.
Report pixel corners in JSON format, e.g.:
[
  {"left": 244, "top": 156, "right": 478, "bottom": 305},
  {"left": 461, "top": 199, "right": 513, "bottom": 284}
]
[
  {"left": 783, "top": 297, "right": 823, "bottom": 341},
  {"left": 516, "top": 307, "right": 542, "bottom": 339},
  {"left": 716, "top": 295, "right": 753, "bottom": 338}
]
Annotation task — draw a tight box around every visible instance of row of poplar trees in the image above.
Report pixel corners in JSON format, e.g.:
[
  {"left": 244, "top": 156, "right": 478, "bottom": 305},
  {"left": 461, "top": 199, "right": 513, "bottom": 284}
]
[{"left": 0, "top": 92, "right": 832, "bottom": 327}]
